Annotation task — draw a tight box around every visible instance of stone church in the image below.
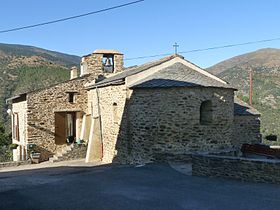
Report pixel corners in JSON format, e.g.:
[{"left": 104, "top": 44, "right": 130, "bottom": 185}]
[{"left": 7, "top": 49, "right": 261, "bottom": 163}]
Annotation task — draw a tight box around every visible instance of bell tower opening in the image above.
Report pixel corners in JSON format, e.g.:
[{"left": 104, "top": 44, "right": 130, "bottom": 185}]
[{"left": 102, "top": 54, "right": 114, "bottom": 73}]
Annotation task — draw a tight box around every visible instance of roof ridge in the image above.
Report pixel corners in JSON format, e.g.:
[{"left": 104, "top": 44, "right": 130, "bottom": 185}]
[
  {"left": 125, "top": 54, "right": 178, "bottom": 70},
  {"left": 129, "top": 61, "right": 234, "bottom": 89}
]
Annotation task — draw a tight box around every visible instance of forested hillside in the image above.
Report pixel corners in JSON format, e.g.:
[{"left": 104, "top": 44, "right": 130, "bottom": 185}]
[{"left": 0, "top": 43, "right": 80, "bottom": 160}]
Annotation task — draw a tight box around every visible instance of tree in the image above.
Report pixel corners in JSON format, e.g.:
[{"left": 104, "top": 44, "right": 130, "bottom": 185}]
[
  {"left": 0, "top": 122, "right": 12, "bottom": 162},
  {"left": 0, "top": 122, "right": 11, "bottom": 147}
]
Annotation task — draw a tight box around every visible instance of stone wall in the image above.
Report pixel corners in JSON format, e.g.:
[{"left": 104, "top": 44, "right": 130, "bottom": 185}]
[
  {"left": 127, "top": 87, "right": 235, "bottom": 163},
  {"left": 26, "top": 75, "right": 94, "bottom": 159},
  {"left": 192, "top": 154, "right": 280, "bottom": 184},
  {"left": 233, "top": 115, "right": 261, "bottom": 148},
  {"left": 83, "top": 54, "right": 103, "bottom": 77},
  {"left": 90, "top": 86, "right": 235, "bottom": 163},
  {"left": 114, "top": 54, "right": 124, "bottom": 74},
  {"left": 0, "top": 160, "right": 31, "bottom": 168},
  {"left": 88, "top": 84, "right": 128, "bottom": 163}
]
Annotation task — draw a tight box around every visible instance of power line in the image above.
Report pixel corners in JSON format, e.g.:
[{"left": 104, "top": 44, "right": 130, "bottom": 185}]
[
  {"left": 125, "top": 37, "right": 280, "bottom": 61},
  {"left": 0, "top": 0, "right": 144, "bottom": 34}
]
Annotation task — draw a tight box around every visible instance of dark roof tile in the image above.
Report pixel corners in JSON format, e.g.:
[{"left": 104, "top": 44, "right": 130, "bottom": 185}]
[
  {"left": 86, "top": 55, "right": 181, "bottom": 88},
  {"left": 234, "top": 98, "right": 260, "bottom": 116},
  {"left": 130, "top": 62, "right": 233, "bottom": 89}
]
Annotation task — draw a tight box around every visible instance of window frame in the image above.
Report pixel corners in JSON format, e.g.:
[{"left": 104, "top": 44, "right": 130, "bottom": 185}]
[
  {"left": 199, "top": 100, "right": 213, "bottom": 125},
  {"left": 67, "top": 91, "right": 78, "bottom": 103}
]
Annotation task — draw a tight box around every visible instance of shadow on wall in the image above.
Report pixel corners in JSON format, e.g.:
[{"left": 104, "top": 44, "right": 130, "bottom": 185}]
[
  {"left": 34, "top": 146, "right": 53, "bottom": 162},
  {"left": 109, "top": 83, "right": 233, "bottom": 164},
  {"left": 28, "top": 124, "right": 55, "bottom": 161},
  {"left": 111, "top": 87, "right": 191, "bottom": 164},
  {"left": 28, "top": 124, "right": 56, "bottom": 136}
]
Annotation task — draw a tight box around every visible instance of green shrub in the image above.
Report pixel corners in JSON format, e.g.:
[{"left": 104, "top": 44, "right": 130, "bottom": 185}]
[{"left": 9, "top": 143, "right": 18, "bottom": 150}]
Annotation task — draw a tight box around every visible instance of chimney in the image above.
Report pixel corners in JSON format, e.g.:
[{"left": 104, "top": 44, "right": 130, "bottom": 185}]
[
  {"left": 70, "top": 66, "right": 78, "bottom": 80},
  {"left": 80, "top": 57, "right": 88, "bottom": 76}
]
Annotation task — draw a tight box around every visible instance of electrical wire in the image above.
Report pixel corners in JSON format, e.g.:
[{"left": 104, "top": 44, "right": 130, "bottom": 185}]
[
  {"left": 125, "top": 37, "right": 280, "bottom": 61},
  {"left": 0, "top": 0, "right": 144, "bottom": 34}
]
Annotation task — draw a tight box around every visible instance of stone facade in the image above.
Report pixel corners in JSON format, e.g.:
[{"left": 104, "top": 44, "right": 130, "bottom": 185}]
[
  {"left": 26, "top": 75, "right": 94, "bottom": 159},
  {"left": 192, "top": 154, "right": 280, "bottom": 184},
  {"left": 233, "top": 115, "right": 261, "bottom": 147},
  {"left": 126, "top": 87, "right": 235, "bottom": 162},
  {"left": 89, "top": 85, "right": 236, "bottom": 163}
]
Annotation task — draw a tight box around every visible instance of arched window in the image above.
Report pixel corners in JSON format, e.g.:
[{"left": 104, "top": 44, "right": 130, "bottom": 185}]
[{"left": 200, "top": 100, "right": 212, "bottom": 125}]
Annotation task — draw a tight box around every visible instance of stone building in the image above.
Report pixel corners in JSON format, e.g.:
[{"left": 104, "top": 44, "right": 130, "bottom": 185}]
[
  {"left": 7, "top": 49, "right": 261, "bottom": 163},
  {"left": 85, "top": 54, "right": 261, "bottom": 163},
  {"left": 7, "top": 50, "right": 124, "bottom": 161}
]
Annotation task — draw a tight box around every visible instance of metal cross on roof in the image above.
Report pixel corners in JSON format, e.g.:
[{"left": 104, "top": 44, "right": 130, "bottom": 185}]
[{"left": 173, "top": 42, "right": 179, "bottom": 54}]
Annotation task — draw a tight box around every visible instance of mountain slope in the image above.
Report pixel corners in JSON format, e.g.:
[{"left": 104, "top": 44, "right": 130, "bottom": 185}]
[
  {"left": 207, "top": 48, "right": 280, "bottom": 144},
  {"left": 0, "top": 43, "right": 80, "bottom": 125},
  {"left": 0, "top": 43, "right": 80, "bottom": 67},
  {"left": 209, "top": 48, "right": 280, "bottom": 75}
]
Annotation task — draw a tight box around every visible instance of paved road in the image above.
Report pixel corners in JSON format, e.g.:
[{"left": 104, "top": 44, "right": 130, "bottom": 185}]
[{"left": 0, "top": 162, "right": 279, "bottom": 210}]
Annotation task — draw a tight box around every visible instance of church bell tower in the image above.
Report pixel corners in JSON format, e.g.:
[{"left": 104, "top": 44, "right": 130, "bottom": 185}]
[{"left": 80, "top": 49, "right": 124, "bottom": 77}]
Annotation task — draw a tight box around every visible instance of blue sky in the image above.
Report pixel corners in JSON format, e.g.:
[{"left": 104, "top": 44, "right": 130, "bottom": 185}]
[{"left": 1, "top": 0, "right": 280, "bottom": 68}]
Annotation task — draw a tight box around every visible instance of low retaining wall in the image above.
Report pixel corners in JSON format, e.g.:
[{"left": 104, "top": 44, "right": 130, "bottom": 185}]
[
  {"left": 192, "top": 154, "right": 280, "bottom": 184},
  {"left": 0, "top": 160, "right": 31, "bottom": 168},
  {"left": 154, "top": 153, "right": 192, "bottom": 163}
]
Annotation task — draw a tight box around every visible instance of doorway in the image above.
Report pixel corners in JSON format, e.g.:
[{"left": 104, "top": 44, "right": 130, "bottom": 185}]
[{"left": 55, "top": 112, "right": 76, "bottom": 145}]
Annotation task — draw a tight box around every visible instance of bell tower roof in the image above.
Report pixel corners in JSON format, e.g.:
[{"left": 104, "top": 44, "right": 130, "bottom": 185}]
[{"left": 93, "top": 49, "right": 123, "bottom": 55}]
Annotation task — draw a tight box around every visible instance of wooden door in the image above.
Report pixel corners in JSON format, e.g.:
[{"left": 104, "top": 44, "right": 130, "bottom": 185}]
[{"left": 55, "top": 113, "right": 66, "bottom": 145}]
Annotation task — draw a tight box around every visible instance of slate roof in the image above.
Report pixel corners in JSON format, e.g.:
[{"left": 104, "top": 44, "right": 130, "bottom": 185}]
[
  {"left": 130, "top": 62, "right": 233, "bottom": 89},
  {"left": 86, "top": 54, "right": 235, "bottom": 90},
  {"left": 234, "top": 98, "right": 260, "bottom": 116},
  {"left": 85, "top": 55, "right": 181, "bottom": 88},
  {"left": 6, "top": 74, "right": 91, "bottom": 103}
]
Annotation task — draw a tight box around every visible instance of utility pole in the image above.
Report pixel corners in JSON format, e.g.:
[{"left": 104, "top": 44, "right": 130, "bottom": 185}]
[{"left": 249, "top": 68, "right": 253, "bottom": 106}]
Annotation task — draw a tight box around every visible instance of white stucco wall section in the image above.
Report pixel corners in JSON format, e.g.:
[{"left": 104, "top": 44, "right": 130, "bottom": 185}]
[{"left": 12, "top": 100, "right": 28, "bottom": 161}]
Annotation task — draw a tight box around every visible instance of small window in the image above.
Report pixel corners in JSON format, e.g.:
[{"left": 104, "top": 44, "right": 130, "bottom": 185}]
[
  {"left": 113, "top": 103, "right": 118, "bottom": 123},
  {"left": 13, "top": 113, "right": 19, "bottom": 141},
  {"left": 200, "top": 100, "right": 213, "bottom": 125},
  {"left": 68, "top": 93, "right": 75, "bottom": 103}
]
